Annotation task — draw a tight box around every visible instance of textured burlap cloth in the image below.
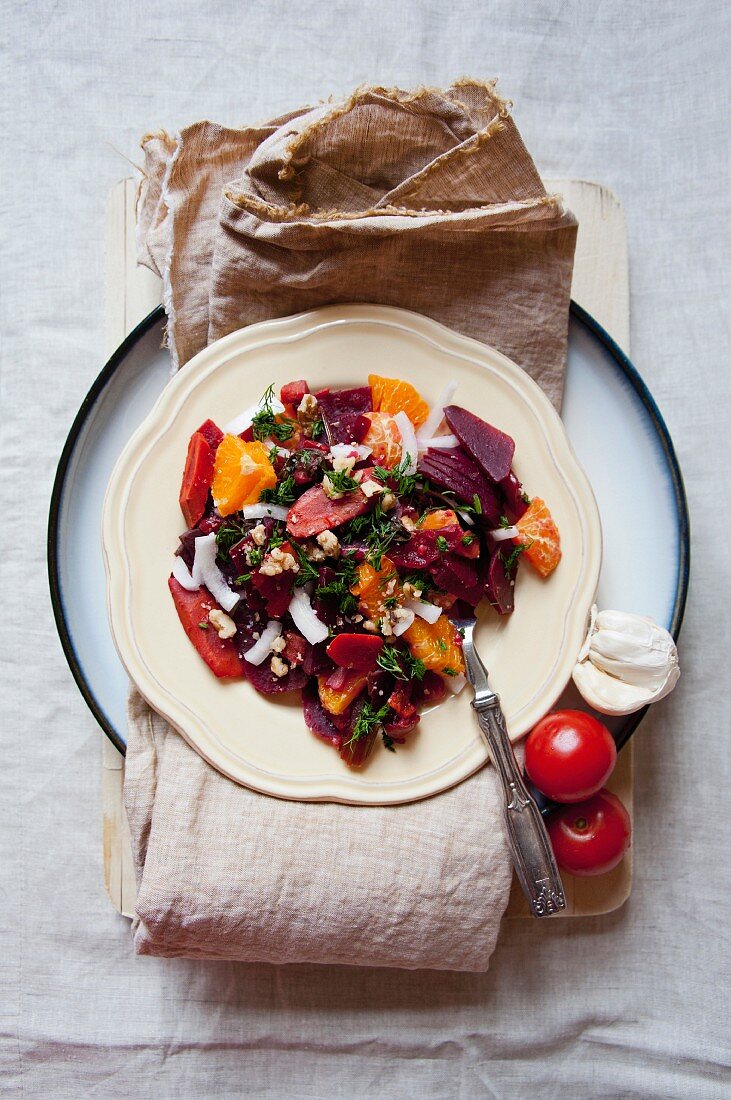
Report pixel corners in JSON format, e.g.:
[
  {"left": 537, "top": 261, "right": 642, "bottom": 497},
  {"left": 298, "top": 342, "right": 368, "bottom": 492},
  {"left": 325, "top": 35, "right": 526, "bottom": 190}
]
[{"left": 126, "top": 80, "right": 577, "bottom": 969}]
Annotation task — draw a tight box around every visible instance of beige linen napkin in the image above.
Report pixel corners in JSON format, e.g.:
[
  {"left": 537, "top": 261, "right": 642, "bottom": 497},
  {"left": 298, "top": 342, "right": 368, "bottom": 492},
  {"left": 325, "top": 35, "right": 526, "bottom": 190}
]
[{"left": 126, "top": 80, "right": 576, "bottom": 969}]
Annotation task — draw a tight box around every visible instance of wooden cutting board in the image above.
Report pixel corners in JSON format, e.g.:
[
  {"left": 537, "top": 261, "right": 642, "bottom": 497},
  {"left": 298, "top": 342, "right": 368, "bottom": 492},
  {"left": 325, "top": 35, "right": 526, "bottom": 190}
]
[{"left": 102, "top": 177, "right": 633, "bottom": 921}]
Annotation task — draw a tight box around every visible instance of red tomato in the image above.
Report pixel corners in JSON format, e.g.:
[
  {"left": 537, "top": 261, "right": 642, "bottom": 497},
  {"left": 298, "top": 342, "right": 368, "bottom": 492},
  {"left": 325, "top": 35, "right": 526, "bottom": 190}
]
[
  {"left": 547, "top": 790, "right": 631, "bottom": 876},
  {"left": 525, "top": 709, "right": 617, "bottom": 803}
]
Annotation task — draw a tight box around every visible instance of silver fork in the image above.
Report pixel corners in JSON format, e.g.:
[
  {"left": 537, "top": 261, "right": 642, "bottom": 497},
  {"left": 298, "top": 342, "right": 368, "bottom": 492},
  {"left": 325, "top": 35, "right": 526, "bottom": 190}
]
[{"left": 453, "top": 614, "right": 567, "bottom": 917}]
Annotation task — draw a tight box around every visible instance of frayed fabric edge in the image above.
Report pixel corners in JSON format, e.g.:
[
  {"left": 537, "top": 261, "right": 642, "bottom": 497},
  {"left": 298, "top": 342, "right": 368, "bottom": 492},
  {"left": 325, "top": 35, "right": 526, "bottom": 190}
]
[{"left": 158, "top": 131, "right": 183, "bottom": 374}]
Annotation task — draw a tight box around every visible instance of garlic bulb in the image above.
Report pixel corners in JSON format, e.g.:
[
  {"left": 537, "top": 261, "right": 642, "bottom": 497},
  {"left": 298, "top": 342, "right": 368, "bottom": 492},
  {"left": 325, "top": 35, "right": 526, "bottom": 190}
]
[{"left": 572, "top": 606, "right": 680, "bottom": 716}]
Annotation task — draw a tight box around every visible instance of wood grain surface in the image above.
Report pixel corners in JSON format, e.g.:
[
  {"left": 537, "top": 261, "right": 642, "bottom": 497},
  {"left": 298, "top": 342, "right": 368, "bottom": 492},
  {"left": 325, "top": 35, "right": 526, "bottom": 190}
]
[{"left": 102, "top": 177, "right": 633, "bottom": 921}]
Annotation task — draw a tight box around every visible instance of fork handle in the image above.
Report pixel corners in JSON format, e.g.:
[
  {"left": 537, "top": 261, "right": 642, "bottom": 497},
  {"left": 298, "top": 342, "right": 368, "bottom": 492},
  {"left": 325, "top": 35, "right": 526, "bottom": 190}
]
[{"left": 472, "top": 697, "right": 566, "bottom": 917}]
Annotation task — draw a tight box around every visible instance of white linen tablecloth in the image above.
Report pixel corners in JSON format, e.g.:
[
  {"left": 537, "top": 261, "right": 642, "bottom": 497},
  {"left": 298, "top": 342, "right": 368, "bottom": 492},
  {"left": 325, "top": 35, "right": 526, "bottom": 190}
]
[{"left": 2, "top": 1, "right": 729, "bottom": 1095}]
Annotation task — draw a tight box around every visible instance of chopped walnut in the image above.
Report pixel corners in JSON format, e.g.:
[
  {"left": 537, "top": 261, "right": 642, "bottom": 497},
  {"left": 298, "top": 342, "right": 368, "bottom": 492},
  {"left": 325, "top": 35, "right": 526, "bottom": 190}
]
[
  {"left": 360, "top": 478, "right": 385, "bottom": 499},
  {"left": 251, "top": 523, "right": 267, "bottom": 546},
  {"left": 270, "top": 655, "right": 289, "bottom": 678},
  {"left": 316, "top": 530, "right": 340, "bottom": 558},
  {"left": 402, "top": 581, "right": 423, "bottom": 599},
  {"left": 321, "top": 474, "right": 343, "bottom": 501},
  {"left": 270, "top": 635, "right": 287, "bottom": 654},
  {"left": 400, "top": 515, "right": 417, "bottom": 532},
  {"left": 259, "top": 561, "right": 283, "bottom": 577},
  {"left": 303, "top": 541, "right": 327, "bottom": 562},
  {"left": 296, "top": 392, "right": 319, "bottom": 431},
  {"left": 208, "top": 609, "right": 237, "bottom": 639},
  {"left": 363, "top": 619, "right": 378, "bottom": 633},
  {"left": 269, "top": 546, "right": 298, "bottom": 571},
  {"left": 381, "top": 492, "right": 397, "bottom": 511},
  {"left": 331, "top": 452, "right": 356, "bottom": 475}
]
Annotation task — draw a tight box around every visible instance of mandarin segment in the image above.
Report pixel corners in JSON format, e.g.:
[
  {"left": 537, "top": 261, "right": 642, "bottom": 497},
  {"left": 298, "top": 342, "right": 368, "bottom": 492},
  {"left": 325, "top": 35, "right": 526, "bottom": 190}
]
[
  {"left": 318, "top": 672, "right": 369, "bottom": 715},
  {"left": 404, "top": 616, "right": 465, "bottom": 677},
  {"left": 368, "top": 374, "right": 430, "bottom": 428},
  {"left": 362, "top": 411, "right": 402, "bottom": 468},
  {"left": 211, "top": 435, "right": 277, "bottom": 516},
  {"left": 515, "top": 497, "right": 562, "bottom": 577},
  {"left": 351, "top": 557, "right": 401, "bottom": 622}
]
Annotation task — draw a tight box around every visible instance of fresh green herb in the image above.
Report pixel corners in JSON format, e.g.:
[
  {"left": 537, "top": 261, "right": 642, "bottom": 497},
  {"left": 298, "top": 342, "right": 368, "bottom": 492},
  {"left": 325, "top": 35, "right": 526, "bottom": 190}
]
[
  {"left": 436, "top": 639, "right": 447, "bottom": 653},
  {"left": 401, "top": 572, "right": 427, "bottom": 593},
  {"left": 198, "top": 620, "right": 209, "bottom": 630},
  {"left": 383, "top": 596, "right": 401, "bottom": 609},
  {"left": 442, "top": 666, "right": 458, "bottom": 676},
  {"left": 473, "top": 494, "right": 483, "bottom": 515},
  {"left": 309, "top": 417, "right": 324, "bottom": 440},
  {"left": 376, "top": 645, "right": 426, "bottom": 682},
  {"left": 251, "top": 384, "right": 296, "bottom": 443},
  {"left": 292, "top": 544, "right": 320, "bottom": 587},
  {"left": 521, "top": 490, "right": 532, "bottom": 505},
  {"left": 268, "top": 525, "right": 285, "bottom": 551},
  {"left": 373, "top": 456, "right": 418, "bottom": 497},
  {"left": 247, "top": 547, "right": 264, "bottom": 568},
  {"left": 324, "top": 469, "right": 360, "bottom": 494},
  {"left": 260, "top": 475, "right": 296, "bottom": 507},
  {"left": 457, "top": 627, "right": 465, "bottom": 639},
  {"left": 344, "top": 702, "right": 391, "bottom": 751},
  {"left": 315, "top": 556, "right": 359, "bottom": 614},
  {"left": 235, "top": 573, "right": 252, "bottom": 586},
  {"left": 499, "top": 515, "right": 511, "bottom": 529},
  {"left": 215, "top": 519, "right": 248, "bottom": 558},
  {"left": 435, "top": 535, "right": 449, "bottom": 552},
  {"left": 382, "top": 732, "right": 397, "bottom": 753},
  {"left": 461, "top": 533, "right": 475, "bottom": 546},
  {"left": 499, "top": 540, "right": 532, "bottom": 572}
]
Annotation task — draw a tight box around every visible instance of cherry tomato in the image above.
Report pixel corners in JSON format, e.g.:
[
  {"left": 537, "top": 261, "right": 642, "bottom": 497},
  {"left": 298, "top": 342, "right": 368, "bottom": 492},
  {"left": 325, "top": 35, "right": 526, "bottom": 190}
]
[
  {"left": 547, "top": 789, "right": 631, "bottom": 876},
  {"left": 525, "top": 709, "right": 616, "bottom": 803}
]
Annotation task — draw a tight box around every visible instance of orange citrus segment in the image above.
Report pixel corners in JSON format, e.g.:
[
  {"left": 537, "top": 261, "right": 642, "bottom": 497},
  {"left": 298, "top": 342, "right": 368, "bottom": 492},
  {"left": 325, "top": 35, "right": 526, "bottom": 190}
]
[
  {"left": 404, "top": 617, "right": 465, "bottom": 677},
  {"left": 211, "top": 435, "right": 277, "bottom": 516},
  {"left": 351, "top": 556, "right": 401, "bottom": 622},
  {"left": 318, "top": 672, "right": 369, "bottom": 715},
  {"left": 362, "top": 412, "right": 402, "bottom": 468},
  {"left": 369, "top": 374, "right": 430, "bottom": 428},
  {"left": 515, "top": 497, "right": 561, "bottom": 577},
  {"left": 420, "top": 508, "right": 459, "bottom": 531}
]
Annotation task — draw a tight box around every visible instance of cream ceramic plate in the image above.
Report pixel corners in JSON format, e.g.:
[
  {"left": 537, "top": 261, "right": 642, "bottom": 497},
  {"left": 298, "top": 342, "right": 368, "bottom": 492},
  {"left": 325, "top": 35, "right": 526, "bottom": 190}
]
[{"left": 102, "top": 305, "right": 601, "bottom": 804}]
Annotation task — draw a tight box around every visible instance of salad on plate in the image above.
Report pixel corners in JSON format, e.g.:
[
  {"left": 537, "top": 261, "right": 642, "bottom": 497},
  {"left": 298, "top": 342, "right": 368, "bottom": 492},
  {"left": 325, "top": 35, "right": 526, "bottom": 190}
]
[{"left": 170, "top": 376, "right": 561, "bottom": 768}]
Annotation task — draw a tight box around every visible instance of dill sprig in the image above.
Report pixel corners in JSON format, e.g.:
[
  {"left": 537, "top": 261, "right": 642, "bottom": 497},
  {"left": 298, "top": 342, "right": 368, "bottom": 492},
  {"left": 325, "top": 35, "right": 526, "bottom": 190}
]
[
  {"left": 323, "top": 469, "right": 360, "bottom": 494},
  {"left": 376, "top": 644, "right": 426, "bottom": 682},
  {"left": 344, "top": 702, "right": 391, "bottom": 750},
  {"left": 260, "top": 474, "right": 296, "bottom": 506},
  {"left": 499, "top": 540, "right": 532, "bottom": 571},
  {"left": 251, "top": 384, "right": 296, "bottom": 443},
  {"left": 373, "top": 455, "right": 419, "bottom": 497}
]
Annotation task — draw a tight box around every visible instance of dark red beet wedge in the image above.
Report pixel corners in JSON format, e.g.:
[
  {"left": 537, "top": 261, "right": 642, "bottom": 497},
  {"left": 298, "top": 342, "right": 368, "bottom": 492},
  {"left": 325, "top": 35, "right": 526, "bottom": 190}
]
[
  {"left": 444, "top": 405, "right": 515, "bottom": 482},
  {"left": 244, "top": 660, "right": 308, "bottom": 695},
  {"left": 326, "top": 633, "right": 384, "bottom": 672},
  {"left": 486, "top": 545, "right": 517, "bottom": 615}
]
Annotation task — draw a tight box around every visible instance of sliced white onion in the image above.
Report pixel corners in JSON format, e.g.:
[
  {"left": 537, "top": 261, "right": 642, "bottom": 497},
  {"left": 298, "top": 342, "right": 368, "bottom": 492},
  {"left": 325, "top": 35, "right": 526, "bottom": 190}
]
[
  {"left": 329, "top": 442, "right": 371, "bottom": 461},
  {"left": 288, "top": 587, "right": 329, "bottom": 644},
  {"left": 456, "top": 510, "right": 475, "bottom": 527},
  {"left": 392, "top": 608, "right": 416, "bottom": 637},
  {"left": 418, "top": 381, "right": 458, "bottom": 441},
  {"left": 405, "top": 597, "right": 442, "bottom": 625},
  {"left": 445, "top": 673, "right": 467, "bottom": 695},
  {"left": 192, "top": 532, "right": 240, "bottom": 613},
  {"left": 416, "top": 433, "right": 460, "bottom": 452},
  {"left": 223, "top": 395, "right": 285, "bottom": 436},
  {"left": 172, "top": 555, "right": 199, "bottom": 592},
  {"left": 243, "top": 620, "right": 283, "bottom": 666},
  {"left": 394, "top": 412, "right": 418, "bottom": 475},
  {"left": 489, "top": 526, "right": 520, "bottom": 542},
  {"left": 242, "top": 503, "right": 290, "bottom": 522}
]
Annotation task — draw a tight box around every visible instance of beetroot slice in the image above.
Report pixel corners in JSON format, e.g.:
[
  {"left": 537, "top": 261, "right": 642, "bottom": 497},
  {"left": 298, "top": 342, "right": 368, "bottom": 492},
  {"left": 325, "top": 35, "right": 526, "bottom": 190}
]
[
  {"left": 168, "top": 578, "right": 245, "bottom": 679},
  {"left": 429, "top": 554, "right": 483, "bottom": 605},
  {"left": 302, "top": 641, "right": 336, "bottom": 677},
  {"left": 195, "top": 419, "right": 224, "bottom": 451},
  {"left": 486, "top": 545, "right": 517, "bottom": 615},
  {"left": 444, "top": 405, "right": 515, "bottom": 482},
  {"left": 419, "top": 451, "right": 501, "bottom": 526},
  {"left": 326, "top": 633, "right": 383, "bottom": 672},
  {"left": 500, "top": 470, "right": 529, "bottom": 520},
  {"left": 249, "top": 569, "right": 295, "bottom": 618},
  {"left": 244, "top": 660, "right": 308, "bottom": 695},
  {"left": 317, "top": 387, "right": 372, "bottom": 444},
  {"left": 412, "top": 670, "right": 446, "bottom": 706},
  {"left": 303, "top": 680, "right": 345, "bottom": 747}
]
